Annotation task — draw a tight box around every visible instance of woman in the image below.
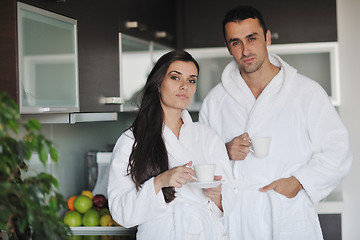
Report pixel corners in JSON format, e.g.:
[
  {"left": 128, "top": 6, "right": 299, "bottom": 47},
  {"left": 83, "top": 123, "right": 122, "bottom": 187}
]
[{"left": 108, "top": 50, "right": 234, "bottom": 240}]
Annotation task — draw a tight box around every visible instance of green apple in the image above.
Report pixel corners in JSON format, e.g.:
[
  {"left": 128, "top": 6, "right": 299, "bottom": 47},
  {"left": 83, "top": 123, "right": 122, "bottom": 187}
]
[
  {"left": 74, "top": 195, "right": 93, "bottom": 214},
  {"left": 82, "top": 209, "right": 100, "bottom": 226},
  {"left": 63, "top": 211, "right": 82, "bottom": 227}
]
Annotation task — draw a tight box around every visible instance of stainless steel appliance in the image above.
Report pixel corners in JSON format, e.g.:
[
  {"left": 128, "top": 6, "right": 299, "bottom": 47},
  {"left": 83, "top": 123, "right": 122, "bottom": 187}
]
[{"left": 86, "top": 151, "right": 112, "bottom": 198}]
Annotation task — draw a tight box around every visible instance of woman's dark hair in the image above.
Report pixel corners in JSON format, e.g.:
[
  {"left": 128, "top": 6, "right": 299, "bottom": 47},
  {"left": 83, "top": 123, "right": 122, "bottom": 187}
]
[
  {"left": 127, "top": 50, "right": 199, "bottom": 203},
  {"left": 222, "top": 5, "right": 268, "bottom": 44}
]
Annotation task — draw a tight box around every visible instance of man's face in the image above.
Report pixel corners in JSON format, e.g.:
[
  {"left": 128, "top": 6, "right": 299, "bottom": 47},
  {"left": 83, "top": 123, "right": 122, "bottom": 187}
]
[{"left": 224, "top": 18, "right": 270, "bottom": 74}]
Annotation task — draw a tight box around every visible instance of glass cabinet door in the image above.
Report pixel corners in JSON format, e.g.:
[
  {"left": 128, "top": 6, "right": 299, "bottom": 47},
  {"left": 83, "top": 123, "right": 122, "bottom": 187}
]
[
  {"left": 119, "top": 33, "right": 172, "bottom": 111},
  {"left": 18, "top": 3, "right": 79, "bottom": 113}
]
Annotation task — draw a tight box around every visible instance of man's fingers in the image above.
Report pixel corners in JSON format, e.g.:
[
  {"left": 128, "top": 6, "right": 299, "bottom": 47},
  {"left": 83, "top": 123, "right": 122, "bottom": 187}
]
[{"left": 259, "top": 182, "right": 277, "bottom": 192}]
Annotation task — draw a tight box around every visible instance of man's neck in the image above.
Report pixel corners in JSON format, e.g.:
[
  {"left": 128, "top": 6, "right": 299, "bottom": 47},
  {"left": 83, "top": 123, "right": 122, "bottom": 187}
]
[{"left": 241, "top": 61, "right": 280, "bottom": 99}]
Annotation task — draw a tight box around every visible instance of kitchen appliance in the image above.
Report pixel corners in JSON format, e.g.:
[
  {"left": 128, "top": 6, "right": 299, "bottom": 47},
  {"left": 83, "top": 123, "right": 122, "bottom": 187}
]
[{"left": 86, "top": 151, "right": 112, "bottom": 198}]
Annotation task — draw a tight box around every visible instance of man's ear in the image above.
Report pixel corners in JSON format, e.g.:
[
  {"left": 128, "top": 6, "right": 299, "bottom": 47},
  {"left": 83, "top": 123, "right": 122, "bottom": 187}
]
[{"left": 266, "top": 30, "right": 272, "bottom": 46}]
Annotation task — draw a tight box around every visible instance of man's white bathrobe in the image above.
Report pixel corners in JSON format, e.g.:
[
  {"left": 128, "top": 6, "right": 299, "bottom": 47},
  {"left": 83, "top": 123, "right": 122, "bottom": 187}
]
[
  {"left": 108, "top": 110, "right": 234, "bottom": 240},
  {"left": 199, "top": 54, "right": 352, "bottom": 240}
]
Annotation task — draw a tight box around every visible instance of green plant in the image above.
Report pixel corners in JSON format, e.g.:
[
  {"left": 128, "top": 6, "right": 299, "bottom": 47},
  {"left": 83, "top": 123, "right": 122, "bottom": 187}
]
[{"left": 0, "top": 93, "right": 71, "bottom": 239}]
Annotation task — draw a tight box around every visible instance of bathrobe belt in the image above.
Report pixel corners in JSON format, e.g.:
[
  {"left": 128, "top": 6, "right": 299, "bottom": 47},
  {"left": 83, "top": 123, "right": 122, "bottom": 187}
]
[{"left": 173, "top": 201, "right": 216, "bottom": 240}]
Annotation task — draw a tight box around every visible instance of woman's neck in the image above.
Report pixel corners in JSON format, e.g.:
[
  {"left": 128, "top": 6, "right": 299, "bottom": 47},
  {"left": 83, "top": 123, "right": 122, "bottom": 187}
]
[{"left": 163, "top": 108, "right": 183, "bottom": 139}]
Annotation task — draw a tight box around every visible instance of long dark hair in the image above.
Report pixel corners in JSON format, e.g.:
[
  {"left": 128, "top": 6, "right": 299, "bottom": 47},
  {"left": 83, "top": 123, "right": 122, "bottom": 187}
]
[{"left": 127, "top": 50, "right": 199, "bottom": 203}]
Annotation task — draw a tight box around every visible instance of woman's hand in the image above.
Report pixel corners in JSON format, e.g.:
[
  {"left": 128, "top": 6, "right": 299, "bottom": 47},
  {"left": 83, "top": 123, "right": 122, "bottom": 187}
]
[
  {"left": 203, "top": 175, "right": 223, "bottom": 211},
  {"left": 154, "top": 161, "right": 195, "bottom": 194}
]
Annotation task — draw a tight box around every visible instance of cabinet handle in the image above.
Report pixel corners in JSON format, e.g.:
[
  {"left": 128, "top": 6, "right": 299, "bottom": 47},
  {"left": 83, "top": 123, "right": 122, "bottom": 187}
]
[
  {"left": 124, "top": 21, "right": 147, "bottom": 31},
  {"left": 100, "top": 97, "right": 125, "bottom": 105},
  {"left": 271, "top": 32, "right": 279, "bottom": 40}
]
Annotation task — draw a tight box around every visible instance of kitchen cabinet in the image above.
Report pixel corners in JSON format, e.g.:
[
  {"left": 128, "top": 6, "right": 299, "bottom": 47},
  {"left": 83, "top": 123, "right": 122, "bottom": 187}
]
[
  {"left": 319, "top": 214, "right": 342, "bottom": 240},
  {"left": 177, "top": 0, "right": 337, "bottom": 48},
  {"left": 186, "top": 42, "right": 340, "bottom": 111},
  {"left": 17, "top": 3, "right": 79, "bottom": 114},
  {"left": 1, "top": 0, "right": 177, "bottom": 115},
  {"left": 119, "top": 33, "right": 172, "bottom": 112}
]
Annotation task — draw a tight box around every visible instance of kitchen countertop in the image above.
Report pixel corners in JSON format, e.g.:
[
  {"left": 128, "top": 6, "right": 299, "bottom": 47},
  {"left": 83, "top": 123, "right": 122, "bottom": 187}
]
[
  {"left": 70, "top": 226, "right": 136, "bottom": 236},
  {"left": 316, "top": 191, "right": 343, "bottom": 214}
]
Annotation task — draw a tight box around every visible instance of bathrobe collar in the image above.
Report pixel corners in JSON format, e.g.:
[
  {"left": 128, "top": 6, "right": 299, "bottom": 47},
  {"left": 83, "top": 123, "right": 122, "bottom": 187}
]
[{"left": 221, "top": 54, "right": 298, "bottom": 135}]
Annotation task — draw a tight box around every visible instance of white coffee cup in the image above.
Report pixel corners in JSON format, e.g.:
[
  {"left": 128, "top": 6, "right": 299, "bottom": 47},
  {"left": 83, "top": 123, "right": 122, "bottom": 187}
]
[
  {"left": 194, "top": 164, "right": 216, "bottom": 183},
  {"left": 250, "top": 137, "right": 271, "bottom": 158}
]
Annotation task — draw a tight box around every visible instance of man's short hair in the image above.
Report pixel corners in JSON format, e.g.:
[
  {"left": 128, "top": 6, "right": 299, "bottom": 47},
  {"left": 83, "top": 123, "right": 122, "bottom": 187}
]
[{"left": 222, "top": 6, "right": 268, "bottom": 43}]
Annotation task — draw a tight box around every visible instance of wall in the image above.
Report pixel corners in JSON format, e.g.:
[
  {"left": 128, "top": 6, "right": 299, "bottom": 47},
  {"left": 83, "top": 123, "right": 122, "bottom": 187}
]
[
  {"left": 337, "top": 0, "right": 360, "bottom": 239},
  {"left": 39, "top": 113, "right": 136, "bottom": 199}
]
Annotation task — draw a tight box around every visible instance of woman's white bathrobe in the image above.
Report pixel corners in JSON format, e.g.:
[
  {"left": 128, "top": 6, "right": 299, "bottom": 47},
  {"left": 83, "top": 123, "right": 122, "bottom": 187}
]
[
  {"left": 108, "top": 110, "right": 234, "bottom": 240},
  {"left": 199, "top": 54, "right": 352, "bottom": 240}
]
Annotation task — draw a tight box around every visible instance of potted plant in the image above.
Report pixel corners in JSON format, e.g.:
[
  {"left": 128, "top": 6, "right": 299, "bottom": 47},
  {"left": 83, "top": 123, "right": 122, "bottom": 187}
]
[{"left": 0, "top": 92, "right": 71, "bottom": 240}]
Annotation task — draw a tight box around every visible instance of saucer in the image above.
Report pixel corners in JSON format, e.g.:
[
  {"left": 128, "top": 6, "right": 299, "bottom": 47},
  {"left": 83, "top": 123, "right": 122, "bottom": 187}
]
[{"left": 188, "top": 180, "right": 224, "bottom": 188}]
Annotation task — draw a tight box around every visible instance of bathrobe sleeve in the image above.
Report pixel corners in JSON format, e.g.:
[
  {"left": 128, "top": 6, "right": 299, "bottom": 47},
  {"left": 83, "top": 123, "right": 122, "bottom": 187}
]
[
  {"left": 292, "top": 81, "right": 352, "bottom": 205},
  {"left": 108, "top": 131, "right": 168, "bottom": 228},
  {"left": 198, "top": 123, "right": 237, "bottom": 218}
]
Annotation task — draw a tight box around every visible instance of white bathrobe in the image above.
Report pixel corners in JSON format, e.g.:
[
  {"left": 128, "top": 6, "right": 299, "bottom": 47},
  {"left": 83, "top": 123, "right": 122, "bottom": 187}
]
[
  {"left": 108, "top": 110, "right": 235, "bottom": 240},
  {"left": 199, "top": 54, "right": 352, "bottom": 240}
]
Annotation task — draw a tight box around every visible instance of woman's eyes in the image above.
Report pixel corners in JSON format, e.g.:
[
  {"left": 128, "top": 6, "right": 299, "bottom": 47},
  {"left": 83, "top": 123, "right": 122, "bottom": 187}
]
[
  {"left": 188, "top": 79, "right": 196, "bottom": 84},
  {"left": 170, "top": 76, "right": 179, "bottom": 80}
]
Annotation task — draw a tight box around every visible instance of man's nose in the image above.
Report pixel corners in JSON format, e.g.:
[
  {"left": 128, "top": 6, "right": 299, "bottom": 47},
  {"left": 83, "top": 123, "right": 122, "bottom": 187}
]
[{"left": 242, "top": 43, "right": 251, "bottom": 56}]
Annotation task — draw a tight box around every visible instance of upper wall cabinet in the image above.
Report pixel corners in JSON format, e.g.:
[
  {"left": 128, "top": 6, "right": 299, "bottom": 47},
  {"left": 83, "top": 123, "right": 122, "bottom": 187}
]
[
  {"left": 18, "top": 3, "right": 79, "bottom": 114},
  {"left": 186, "top": 42, "right": 340, "bottom": 110},
  {"left": 119, "top": 33, "right": 172, "bottom": 112},
  {"left": 1, "top": 0, "right": 177, "bottom": 115},
  {"left": 178, "top": 0, "right": 337, "bottom": 48}
]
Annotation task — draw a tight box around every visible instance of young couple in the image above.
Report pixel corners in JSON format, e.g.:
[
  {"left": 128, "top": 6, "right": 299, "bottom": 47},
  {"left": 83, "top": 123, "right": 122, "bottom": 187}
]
[{"left": 108, "top": 5, "right": 352, "bottom": 240}]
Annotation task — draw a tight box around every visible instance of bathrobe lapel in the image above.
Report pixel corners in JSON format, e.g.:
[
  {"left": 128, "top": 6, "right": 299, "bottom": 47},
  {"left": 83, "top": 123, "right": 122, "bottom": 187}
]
[
  {"left": 163, "top": 110, "right": 195, "bottom": 168},
  {"left": 221, "top": 56, "right": 296, "bottom": 136}
]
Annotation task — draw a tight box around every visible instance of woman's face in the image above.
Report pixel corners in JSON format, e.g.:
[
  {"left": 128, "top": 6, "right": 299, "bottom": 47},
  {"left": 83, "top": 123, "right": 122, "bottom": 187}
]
[{"left": 159, "top": 60, "right": 198, "bottom": 114}]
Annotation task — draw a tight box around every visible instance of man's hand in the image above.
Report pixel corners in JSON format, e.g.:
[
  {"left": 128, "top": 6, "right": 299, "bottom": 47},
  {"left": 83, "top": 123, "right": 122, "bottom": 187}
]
[
  {"left": 259, "top": 176, "right": 303, "bottom": 198},
  {"left": 225, "top": 132, "right": 251, "bottom": 160}
]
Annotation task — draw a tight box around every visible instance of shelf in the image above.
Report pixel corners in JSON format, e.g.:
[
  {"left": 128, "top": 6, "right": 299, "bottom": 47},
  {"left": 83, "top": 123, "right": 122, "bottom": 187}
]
[{"left": 70, "top": 227, "right": 137, "bottom": 236}]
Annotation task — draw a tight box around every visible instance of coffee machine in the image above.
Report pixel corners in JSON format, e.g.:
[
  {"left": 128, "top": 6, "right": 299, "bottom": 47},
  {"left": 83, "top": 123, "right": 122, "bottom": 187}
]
[{"left": 86, "top": 151, "right": 112, "bottom": 198}]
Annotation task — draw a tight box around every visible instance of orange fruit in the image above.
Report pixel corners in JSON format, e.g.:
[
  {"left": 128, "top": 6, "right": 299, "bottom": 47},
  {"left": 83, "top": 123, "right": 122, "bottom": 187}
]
[
  {"left": 81, "top": 190, "right": 94, "bottom": 200},
  {"left": 67, "top": 195, "right": 77, "bottom": 211}
]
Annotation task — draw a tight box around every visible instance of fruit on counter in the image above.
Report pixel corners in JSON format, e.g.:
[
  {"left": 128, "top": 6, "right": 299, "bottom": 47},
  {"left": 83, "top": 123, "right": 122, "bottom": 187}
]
[
  {"left": 83, "top": 236, "right": 100, "bottom": 240},
  {"left": 74, "top": 195, "right": 93, "bottom": 214},
  {"left": 63, "top": 211, "right": 82, "bottom": 227},
  {"left": 68, "top": 195, "right": 77, "bottom": 211},
  {"left": 68, "top": 235, "right": 83, "bottom": 240},
  {"left": 100, "top": 236, "right": 113, "bottom": 240},
  {"left": 99, "top": 207, "right": 110, "bottom": 216},
  {"left": 114, "top": 220, "right": 122, "bottom": 227},
  {"left": 81, "top": 190, "right": 94, "bottom": 200},
  {"left": 100, "top": 214, "right": 114, "bottom": 226},
  {"left": 83, "top": 209, "right": 100, "bottom": 226},
  {"left": 93, "top": 194, "right": 107, "bottom": 208}
]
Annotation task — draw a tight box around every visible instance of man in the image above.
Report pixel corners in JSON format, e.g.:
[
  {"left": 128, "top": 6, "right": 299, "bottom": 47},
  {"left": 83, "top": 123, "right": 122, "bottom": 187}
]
[{"left": 199, "top": 5, "right": 352, "bottom": 240}]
